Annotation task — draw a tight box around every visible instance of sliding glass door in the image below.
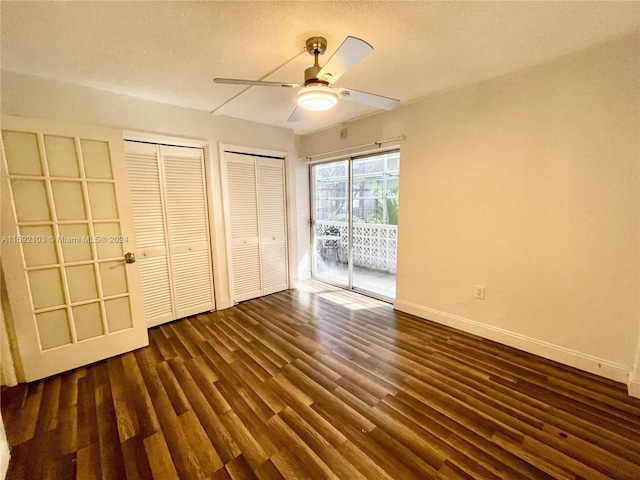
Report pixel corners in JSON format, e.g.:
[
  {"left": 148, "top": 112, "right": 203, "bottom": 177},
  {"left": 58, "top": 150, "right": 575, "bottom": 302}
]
[
  {"left": 311, "top": 160, "right": 349, "bottom": 287},
  {"left": 350, "top": 154, "right": 399, "bottom": 298},
  {"left": 311, "top": 151, "right": 399, "bottom": 300}
]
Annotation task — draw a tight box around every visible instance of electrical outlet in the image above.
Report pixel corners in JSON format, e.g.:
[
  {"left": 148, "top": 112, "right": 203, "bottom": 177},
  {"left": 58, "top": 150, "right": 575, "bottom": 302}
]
[{"left": 475, "top": 286, "right": 485, "bottom": 300}]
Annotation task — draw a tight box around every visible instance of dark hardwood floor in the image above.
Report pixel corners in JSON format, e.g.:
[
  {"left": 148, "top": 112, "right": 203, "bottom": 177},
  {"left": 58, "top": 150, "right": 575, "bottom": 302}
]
[{"left": 3, "top": 280, "right": 640, "bottom": 479}]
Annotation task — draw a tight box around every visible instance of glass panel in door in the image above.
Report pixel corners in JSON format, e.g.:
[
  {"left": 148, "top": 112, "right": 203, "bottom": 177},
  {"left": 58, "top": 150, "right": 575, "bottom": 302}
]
[
  {"left": 351, "top": 152, "right": 399, "bottom": 300},
  {"left": 311, "top": 160, "right": 349, "bottom": 286}
]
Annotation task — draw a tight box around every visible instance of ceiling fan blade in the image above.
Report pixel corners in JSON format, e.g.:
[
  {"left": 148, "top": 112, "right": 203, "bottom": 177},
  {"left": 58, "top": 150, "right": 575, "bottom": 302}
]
[
  {"left": 338, "top": 88, "right": 400, "bottom": 110},
  {"left": 214, "top": 78, "right": 299, "bottom": 88},
  {"left": 287, "top": 106, "right": 304, "bottom": 123},
  {"left": 317, "top": 37, "right": 373, "bottom": 84}
]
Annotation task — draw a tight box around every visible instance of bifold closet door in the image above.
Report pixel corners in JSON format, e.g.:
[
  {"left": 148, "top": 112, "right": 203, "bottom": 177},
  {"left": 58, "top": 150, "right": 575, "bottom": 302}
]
[
  {"left": 125, "top": 142, "right": 173, "bottom": 325},
  {"left": 224, "top": 152, "right": 289, "bottom": 303},
  {"left": 161, "top": 145, "right": 215, "bottom": 318},
  {"left": 225, "top": 153, "right": 262, "bottom": 302},
  {"left": 258, "top": 158, "right": 289, "bottom": 295},
  {"left": 125, "top": 141, "right": 215, "bottom": 327}
]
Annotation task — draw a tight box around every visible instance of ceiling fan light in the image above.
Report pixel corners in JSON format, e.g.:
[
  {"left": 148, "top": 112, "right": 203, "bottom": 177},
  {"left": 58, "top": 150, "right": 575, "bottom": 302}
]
[{"left": 297, "top": 85, "right": 338, "bottom": 111}]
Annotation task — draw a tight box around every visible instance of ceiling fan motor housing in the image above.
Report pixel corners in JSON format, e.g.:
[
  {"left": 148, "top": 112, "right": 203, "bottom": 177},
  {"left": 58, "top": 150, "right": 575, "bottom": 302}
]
[{"left": 304, "top": 66, "right": 326, "bottom": 84}]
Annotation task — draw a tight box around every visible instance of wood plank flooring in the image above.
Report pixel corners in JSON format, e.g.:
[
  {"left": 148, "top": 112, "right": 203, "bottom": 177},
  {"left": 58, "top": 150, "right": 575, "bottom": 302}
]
[{"left": 3, "top": 280, "right": 640, "bottom": 479}]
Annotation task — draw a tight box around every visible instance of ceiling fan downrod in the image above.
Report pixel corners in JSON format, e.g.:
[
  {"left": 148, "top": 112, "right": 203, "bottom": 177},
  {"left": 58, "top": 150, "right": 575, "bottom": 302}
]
[{"left": 304, "top": 36, "right": 328, "bottom": 85}]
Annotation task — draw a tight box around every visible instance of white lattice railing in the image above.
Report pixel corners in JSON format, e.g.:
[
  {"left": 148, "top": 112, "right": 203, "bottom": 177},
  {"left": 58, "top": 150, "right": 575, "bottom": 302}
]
[{"left": 315, "top": 220, "right": 397, "bottom": 273}]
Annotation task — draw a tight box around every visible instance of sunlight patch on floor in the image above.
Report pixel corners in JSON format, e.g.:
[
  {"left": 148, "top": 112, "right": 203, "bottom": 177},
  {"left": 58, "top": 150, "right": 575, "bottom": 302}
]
[{"left": 301, "top": 279, "right": 388, "bottom": 311}]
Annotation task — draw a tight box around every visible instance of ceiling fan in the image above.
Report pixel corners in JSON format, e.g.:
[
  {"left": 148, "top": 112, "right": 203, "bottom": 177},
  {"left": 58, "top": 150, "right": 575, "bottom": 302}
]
[{"left": 214, "top": 36, "right": 400, "bottom": 122}]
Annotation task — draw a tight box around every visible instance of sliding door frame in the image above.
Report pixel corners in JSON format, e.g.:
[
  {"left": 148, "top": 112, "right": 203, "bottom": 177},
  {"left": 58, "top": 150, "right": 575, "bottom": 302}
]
[{"left": 310, "top": 148, "right": 399, "bottom": 301}]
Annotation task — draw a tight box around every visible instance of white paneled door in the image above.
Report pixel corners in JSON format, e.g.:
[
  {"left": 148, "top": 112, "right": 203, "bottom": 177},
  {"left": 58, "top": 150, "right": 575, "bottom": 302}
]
[
  {"left": 1, "top": 117, "right": 148, "bottom": 382},
  {"left": 223, "top": 151, "right": 289, "bottom": 303},
  {"left": 125, "top": 141, "right": 215, "bottom": 327}
]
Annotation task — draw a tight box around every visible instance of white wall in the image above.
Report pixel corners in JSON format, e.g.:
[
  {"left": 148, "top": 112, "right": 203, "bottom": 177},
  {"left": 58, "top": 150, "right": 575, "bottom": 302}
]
[
  {"left": 300, "top": 34, "right": 640, "bottom": 391},
  {"left": 1, "top": 70, "right": 307, "bottom": 312}
]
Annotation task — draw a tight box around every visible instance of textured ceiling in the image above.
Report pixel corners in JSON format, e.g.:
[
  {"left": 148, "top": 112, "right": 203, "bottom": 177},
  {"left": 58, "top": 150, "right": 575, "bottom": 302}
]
[{"left": 2, "top": 2, "right": 639, "bottom": 135}]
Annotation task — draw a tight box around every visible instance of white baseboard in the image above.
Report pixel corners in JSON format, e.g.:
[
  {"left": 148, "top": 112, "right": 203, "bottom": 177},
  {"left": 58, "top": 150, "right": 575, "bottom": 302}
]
[{"left": 394, "top": 299, "right": 630, "bottom": 385}]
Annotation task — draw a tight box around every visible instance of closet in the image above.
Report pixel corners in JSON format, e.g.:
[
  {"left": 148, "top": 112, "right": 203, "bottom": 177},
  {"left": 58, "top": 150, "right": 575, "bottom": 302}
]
[
  {"left": 223, "top": 151, "right": 289, "bottom": 303},
  {"left": 125, "top": 141, "right": 215, "bottom": 326}
]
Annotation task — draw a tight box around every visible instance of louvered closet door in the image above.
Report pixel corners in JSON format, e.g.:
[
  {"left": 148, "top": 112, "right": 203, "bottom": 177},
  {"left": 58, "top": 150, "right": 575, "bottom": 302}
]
[
  {"left": 125, "top": 141, "right": 215, "bottom": 327},
  {"left": 258, "top": 158, "right": 289, "bottom": 294},
  {"left": 125, "top": 142, "right": 173, "bottom": 325},
  {"left": 161, "top": 145, "right": 215, "bottom": 318},
  {"left": 225, "top": 153, "right": 262, "bottom": 302}
]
